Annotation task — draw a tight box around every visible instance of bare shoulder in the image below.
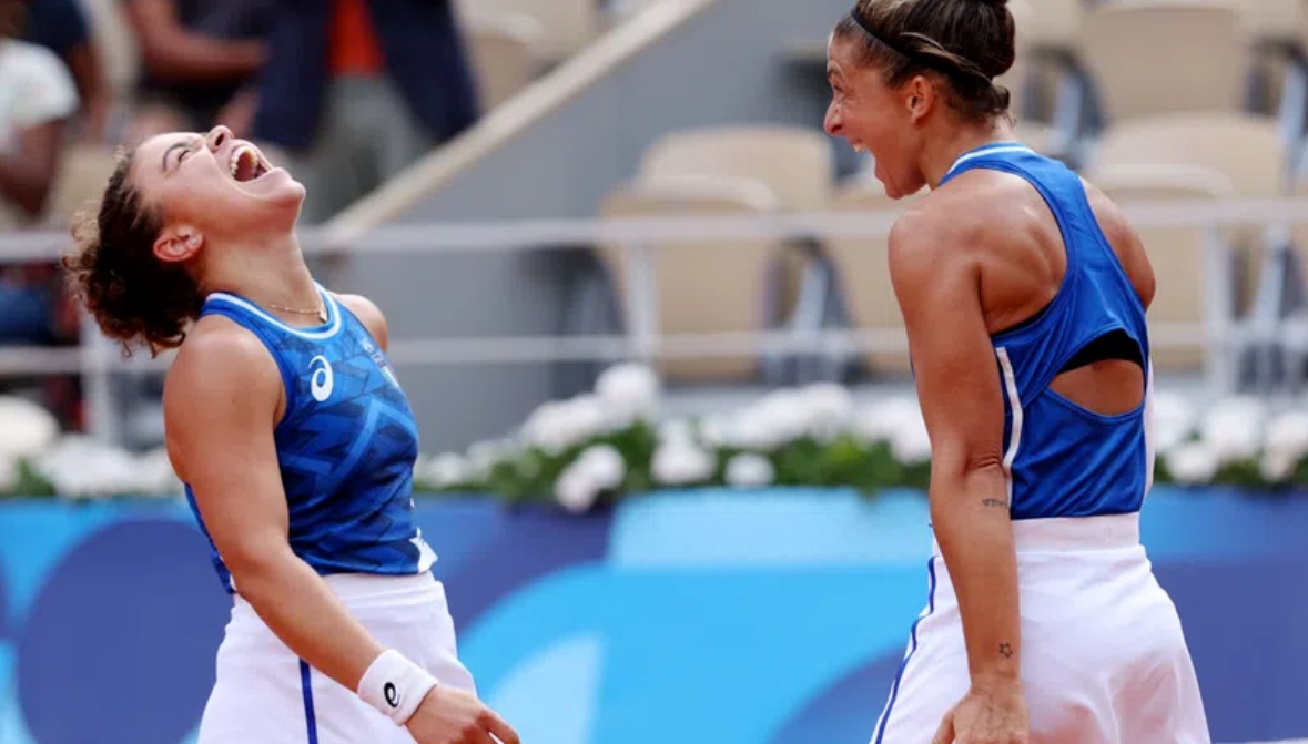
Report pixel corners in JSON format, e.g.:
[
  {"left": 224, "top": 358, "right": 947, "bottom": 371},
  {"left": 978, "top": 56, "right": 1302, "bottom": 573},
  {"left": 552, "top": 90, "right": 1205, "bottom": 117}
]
[
  {"left": 1080, "top": 178, "right": 1135, "bottom": 252},
  {"left": 888, "top": 179, "right": 1004, "bottom": 274},
  {"left": 162, "top": 317, "right": 283, "bottom": 479},
  {"left": 333, "top": 293, "right": 389, "bottom": 351},
  {"left": 1081, "top": 177, "right": 1157, "bottom": 309},
  {"left": 164, "top": 316, "right": 281, "bottom": 411}
]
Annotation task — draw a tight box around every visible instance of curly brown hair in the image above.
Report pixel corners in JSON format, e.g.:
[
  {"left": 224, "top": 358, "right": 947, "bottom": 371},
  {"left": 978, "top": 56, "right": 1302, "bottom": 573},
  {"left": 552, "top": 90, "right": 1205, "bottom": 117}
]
[
  {"left": 62, "top": 148, "right": 205, "bottom": 356},
  {"left": 834, "top": 0, "right": 1016, "bottom": 123}
]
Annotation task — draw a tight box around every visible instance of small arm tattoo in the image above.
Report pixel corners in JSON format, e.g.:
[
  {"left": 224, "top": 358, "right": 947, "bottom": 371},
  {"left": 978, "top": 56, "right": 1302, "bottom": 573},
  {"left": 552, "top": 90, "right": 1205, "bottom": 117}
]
[
  {"left": 981, "top": 498, "right": 1008, "bottom": 509},
  {"left": 999, "top": 643, "right": 1014, "bottom": 659}
]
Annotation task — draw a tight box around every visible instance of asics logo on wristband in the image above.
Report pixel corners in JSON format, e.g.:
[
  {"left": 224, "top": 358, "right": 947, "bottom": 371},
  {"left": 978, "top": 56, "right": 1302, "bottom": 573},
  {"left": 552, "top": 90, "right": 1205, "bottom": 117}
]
[{"left": 358, "top": 650, "right": 437, "bottom": 725}]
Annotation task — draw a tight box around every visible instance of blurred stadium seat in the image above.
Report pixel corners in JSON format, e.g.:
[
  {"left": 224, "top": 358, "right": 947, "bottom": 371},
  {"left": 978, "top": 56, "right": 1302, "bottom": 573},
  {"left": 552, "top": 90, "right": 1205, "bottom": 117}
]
[
  {"left": 1080, "top": 3, "right": 1250, "bottom": 124},
  {"left": 1090, "top": 162, "right": 1236, "bottom": 372},
  {"left": 636, "top": 124, "right": 835, "bottom": 212},
  {"left": 821, "top": 177, "right": 921, "bottom": 376},
  {"left": 597, "top": 174, "right": 786, "bottom": 382},
  {"left": 456, "top": 0, "right": 601, "bottom": 67}
]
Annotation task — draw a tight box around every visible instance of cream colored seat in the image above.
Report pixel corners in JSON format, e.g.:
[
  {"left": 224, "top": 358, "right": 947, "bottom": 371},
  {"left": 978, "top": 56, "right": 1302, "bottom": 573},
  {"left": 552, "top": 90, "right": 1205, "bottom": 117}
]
[
  {"left": 1240, "top": 0, "right": 1304, "bottom": 47},
  {"left": 456, "top": 0, "right": 600, "bottom": 65},
  {"left": 1020, "top": 0, "right": 1083, "bottom": 54},
  {"left": 638, "top": 125, "right": 834, "bottom": 212},
  {"left": 1087, "top": 112, "right": 1287, "bottom": 198},
  {"left": 462, "top": 12, "right": 544, "bottom": 111},
  {"left": 1080, "top": 2, "right": 1251, "bottom": 123},
  {"left": 1090, "top": 163, "right": 1240, "bottom": 373},
  {"left": 1086, "top": 112, "right": 1287, "bottom": 311},
  {"left": 596, "top": 175, "right": 788, "bottom": 382},
  {"left": 820, "top": 177, "right": 925, "bottom": 376}
]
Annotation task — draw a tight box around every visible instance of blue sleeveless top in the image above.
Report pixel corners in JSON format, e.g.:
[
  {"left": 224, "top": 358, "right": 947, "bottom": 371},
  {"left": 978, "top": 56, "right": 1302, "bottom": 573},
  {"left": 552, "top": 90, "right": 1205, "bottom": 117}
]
[
  {"left": 939, "top": 143, "right": 1152, "bottom": 521},
  {"left": 182, "top": 285, "right": 436, "bottom": 593}
]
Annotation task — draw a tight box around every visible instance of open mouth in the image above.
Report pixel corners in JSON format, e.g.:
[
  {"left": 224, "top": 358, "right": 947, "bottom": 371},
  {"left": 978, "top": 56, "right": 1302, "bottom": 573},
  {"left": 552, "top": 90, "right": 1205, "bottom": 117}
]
[{"left": 229, "top": 145, "right": 271, "bottom": 183}]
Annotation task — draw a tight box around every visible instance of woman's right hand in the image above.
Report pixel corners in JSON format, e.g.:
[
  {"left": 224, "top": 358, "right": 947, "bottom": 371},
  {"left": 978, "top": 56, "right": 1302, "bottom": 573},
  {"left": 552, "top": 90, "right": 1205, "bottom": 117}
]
[{"left": 406, "top": 686, "right": 520, "bottom": 744}]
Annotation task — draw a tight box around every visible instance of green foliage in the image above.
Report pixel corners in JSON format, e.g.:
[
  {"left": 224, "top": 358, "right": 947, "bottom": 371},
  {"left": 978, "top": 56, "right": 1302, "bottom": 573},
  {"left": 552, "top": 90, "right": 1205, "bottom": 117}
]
[{"left": 5, "top": 420, "right": 1305, "bottom": 506}]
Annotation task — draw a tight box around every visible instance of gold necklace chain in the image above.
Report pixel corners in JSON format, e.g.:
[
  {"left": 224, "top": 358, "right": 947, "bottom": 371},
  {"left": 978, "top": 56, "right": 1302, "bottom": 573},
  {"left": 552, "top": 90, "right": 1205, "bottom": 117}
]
[{"left": 264, "top": 301, "right": 327, "bottom": 323}]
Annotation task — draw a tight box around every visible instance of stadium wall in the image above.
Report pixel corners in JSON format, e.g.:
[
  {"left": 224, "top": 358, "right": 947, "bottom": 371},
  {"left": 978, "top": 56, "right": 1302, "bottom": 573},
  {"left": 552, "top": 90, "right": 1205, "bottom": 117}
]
[{"left": 0, "top": 488, "right": 1306, "bottom": 744}]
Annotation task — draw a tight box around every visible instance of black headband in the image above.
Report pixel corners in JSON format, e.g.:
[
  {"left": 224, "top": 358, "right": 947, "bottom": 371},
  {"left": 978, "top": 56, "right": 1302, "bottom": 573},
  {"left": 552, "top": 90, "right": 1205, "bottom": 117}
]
[{"left": 847, "top": 6, "right": 991, "bottom": 82}]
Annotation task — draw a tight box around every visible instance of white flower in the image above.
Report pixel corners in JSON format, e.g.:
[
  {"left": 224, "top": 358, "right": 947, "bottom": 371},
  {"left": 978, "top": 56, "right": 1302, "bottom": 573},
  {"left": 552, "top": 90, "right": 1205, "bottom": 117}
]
[
  {"left": 730, "top": 390, "right": 808, "bottom": 450},
  {"left": 854, "top": 396, "right": 922, "bottom": 443},
  {"left": 522, "top": 401, "right": 574, "bottom": 453},
  {"left": 658, "top": 418, "right": 695, "bottom": 446},
  {"left": 652, "top": 440, "right": 714, "bottom": 486},
  {"left": 595, "top": 363, "right": 660, "bottom": 425},
  {"left": 0, "top": 396, "right": 59, "bottom": 460},
  {"left": 133, "top": 448, "right": 182, "bottom": 496},
  {"left": 36, "top": 436, "right": 140, "bottom": 500},
  {"left": 697, "top": 414, "right": 730, "bottom": 448},
  {"left": 574, "top": 445, "right": 626, "bottom": 491},
  {"left": 1263, "top": 411, "right": 1308, "bottom": 461},
  {"left": 466, "top": 439, "right": 515, "bottom": 478},
  {"left": 1149, "top": 391, "right": 1195, "bottom": 453},
  {"left": 555, "top": 465, "right": 601, "bottom": 513},
  {"left": 1200, "top": 396, "right": 1265, "bottom": 463},
  {"left": 523, "top": 396, "right": 612, "bottom": 454},
  {"left": 1166, "top": 441, "right": 1219, "bottom": 485},
  {"left": 725, "top": 453, "right": 774, "bottom": 488},
  {"left": 798, "top": 383, "right": 854, "bottom": 440},
  {"left": 1261, "top": 448, "right": 1298, "bottom": 483},
  {"left": 566, "top": 394, "right": 614, "bottom": 438},
  {"left": 889, "top": 414, "right": 932, "bottom": 464},
  {"left": 421, "top": 452, "right": 472, "bottom": 487}
]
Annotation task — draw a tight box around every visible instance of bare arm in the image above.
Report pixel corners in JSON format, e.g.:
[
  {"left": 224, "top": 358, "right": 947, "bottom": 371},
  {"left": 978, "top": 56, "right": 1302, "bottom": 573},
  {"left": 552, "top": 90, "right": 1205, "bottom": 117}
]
[
  {"left": 0, "top": 120, "right": 66, "bottom": 218},
  {"left": 163, "top": 322, "right": 386, "bottom": 690},
  {"left": 63, "top": 41, "right": 112, "bottom": 142},
  {"left": 125, "top": 0, "right": 264, "bottom": 83},
  {"left": 889, "top": 214, "right": 1022, "bottom": 691}
]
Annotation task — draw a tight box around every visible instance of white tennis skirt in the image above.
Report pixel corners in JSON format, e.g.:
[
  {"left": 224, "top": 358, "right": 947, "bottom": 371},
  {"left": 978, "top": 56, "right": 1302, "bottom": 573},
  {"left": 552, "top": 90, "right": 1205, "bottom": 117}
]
[
  {"left": 196, "top": 572, "right": 476, "bottom": 744},
  {"left": 870, "top": 513, "right": 1212, "bottom": 744}
]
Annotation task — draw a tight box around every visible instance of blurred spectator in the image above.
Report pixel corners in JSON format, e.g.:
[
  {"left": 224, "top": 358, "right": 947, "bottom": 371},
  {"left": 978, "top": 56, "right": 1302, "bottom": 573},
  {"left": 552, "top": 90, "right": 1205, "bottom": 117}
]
[
  {"left": 254, "top": 0, "right": 480, "bottom": 223},
  {"left": 122, "top": 0, "right": 270, "bottom": 143},
  {"left": 0, "top": 0, "right": 80, "bottom": 425},
  {"left": 0, "top": 0, "right": 75, "bottom": 230},
  {"left": 21, "top": 0, "right": 111, "bottom": 142}
]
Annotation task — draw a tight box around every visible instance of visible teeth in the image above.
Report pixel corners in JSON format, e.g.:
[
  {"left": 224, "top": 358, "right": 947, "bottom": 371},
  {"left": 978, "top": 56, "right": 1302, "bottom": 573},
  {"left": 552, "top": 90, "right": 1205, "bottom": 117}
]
[{"left": 229, "top": 146, "right": 258, "bottom": 179}]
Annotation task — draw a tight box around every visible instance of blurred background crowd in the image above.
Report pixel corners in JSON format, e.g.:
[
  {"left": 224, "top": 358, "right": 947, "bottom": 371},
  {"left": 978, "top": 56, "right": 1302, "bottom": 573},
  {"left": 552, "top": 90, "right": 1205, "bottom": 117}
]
[
  {"left": 0, "top": 0, "right": 653, "bottom": 438},
  {"left": 2, "top": 0, "right": 1308, "bottom": 457}
]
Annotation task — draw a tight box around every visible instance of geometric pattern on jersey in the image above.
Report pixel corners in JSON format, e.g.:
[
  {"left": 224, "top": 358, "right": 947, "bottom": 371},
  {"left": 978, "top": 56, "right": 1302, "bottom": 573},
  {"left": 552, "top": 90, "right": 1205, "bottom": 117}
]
[
  {"left": 182, "top": 284, "right": 436, "bottom": 593},
  {"left": 939, "top": 143, "right": 1152, "bottom": 522}
]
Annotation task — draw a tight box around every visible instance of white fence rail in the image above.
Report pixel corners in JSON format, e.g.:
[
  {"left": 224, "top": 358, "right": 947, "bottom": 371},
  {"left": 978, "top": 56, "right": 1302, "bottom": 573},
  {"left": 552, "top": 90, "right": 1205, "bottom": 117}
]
[{"left": 4, "top": 196, "right": 1308, "bottom": 440}]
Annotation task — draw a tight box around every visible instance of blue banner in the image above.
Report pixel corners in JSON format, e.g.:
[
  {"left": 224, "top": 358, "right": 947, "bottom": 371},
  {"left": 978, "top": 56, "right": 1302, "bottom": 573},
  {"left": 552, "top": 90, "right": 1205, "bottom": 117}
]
[{"left": 0, "top": 488, "right": 1306, "bottom": 744}]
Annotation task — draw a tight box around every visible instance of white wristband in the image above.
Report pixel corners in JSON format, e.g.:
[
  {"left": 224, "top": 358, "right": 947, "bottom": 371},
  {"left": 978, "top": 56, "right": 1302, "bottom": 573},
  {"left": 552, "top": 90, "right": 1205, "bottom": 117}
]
[{"left": 357, "top": 649, "right": 439, "bottom": 726}]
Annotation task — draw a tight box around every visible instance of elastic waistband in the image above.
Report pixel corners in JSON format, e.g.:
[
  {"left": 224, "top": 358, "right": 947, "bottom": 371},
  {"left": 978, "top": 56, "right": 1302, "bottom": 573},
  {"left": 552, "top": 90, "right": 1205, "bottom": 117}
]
[
  {"left": 234, "top": 571, "right": 439, "bottom": 612},
  {"left": 932, "top": 513, "right": 1141, "bottom": 556},
  {"left": 320, "top": 571, "right": 437, "bottom": 595}
]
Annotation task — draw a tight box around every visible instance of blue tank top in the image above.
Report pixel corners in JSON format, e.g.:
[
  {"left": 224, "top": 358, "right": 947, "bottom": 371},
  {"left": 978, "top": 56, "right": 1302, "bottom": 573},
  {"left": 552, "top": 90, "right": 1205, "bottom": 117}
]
[
  {"left": 938, "top": 143, "right": 1152, "bottom": 521},
  {"left": 182, "top": 285, "right": 436, "bottom": 593}
]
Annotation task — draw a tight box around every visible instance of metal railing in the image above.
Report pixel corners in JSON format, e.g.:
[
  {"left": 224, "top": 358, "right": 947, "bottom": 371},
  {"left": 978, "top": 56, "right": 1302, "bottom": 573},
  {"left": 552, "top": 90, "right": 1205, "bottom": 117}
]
[{"left": 4, "top": 195, "right": 1308, "bottom": 441}]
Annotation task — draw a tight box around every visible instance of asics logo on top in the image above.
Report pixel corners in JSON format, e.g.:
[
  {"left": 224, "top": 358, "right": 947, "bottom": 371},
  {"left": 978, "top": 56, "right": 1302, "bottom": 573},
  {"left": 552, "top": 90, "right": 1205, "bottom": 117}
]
[{"left": 309, "top": 355, "right": 334, "bottom": 402}]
